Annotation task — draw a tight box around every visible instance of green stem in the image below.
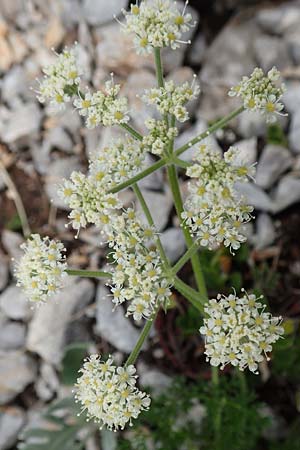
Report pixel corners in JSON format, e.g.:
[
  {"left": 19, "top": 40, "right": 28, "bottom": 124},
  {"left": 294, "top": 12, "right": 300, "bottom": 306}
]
[
  {"left": 132, "top": 183, "right": 169, "bottom": 269},
  {"left": 212, "top": 366, "right": 219, "bottom": 386},
  {"left": 167, "top": 164, "right": 208, "bottom": 300},
  {"left": 109, "top": 107, "right": 244, "bottom": 195},
  {"left": 154, "top": 48, "right": 164, "bottom": 88},
  {"left": 109, "top": 158, "right": 166, "bottom": 194},
  {"left": 171, "top": 156, "right": 192, "bottom": 169},
  {"left": 175, "top": 106, "right": 244, "bottom": 157},
  {"left": 173, "top": 277, "right": 204, "bottom": 314},
  {"left": 120, "top": 123, "right": 143, "bottom": 141},
  {"left": 172, "top": 240, "right": 199, "bottom": 275},
  {"left": 125, "top": 317, "right": 155, "bottom": 366},
  {"left": 66, "top": 269, "right": 112, "bottom": 278}
]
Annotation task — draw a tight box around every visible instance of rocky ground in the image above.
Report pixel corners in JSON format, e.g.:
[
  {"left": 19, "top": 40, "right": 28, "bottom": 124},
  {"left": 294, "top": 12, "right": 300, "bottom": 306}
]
[{"left": 0, "top": 0, "right": 300, "bottom": 449}]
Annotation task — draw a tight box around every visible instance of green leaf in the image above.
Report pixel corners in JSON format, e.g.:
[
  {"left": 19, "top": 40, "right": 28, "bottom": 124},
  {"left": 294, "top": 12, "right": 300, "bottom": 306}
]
[
  {"left": 19, "top": 396, "right": 92, "bottom": 450},
  {"left": 60, "top": 342, "right": 90, "bottom": 386}
]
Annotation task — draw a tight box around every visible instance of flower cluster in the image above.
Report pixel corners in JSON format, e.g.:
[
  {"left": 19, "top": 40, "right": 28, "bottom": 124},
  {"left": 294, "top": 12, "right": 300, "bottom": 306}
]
[
  {"left": 59, "top": 138, "right": 146, "bottom": 233},
  {"left": 59, "top": 171, "right": 121, "bottom": 233},
  {"left": 75, "top": 355, "right": 151, "bottom": 431},
  {"left": 89, "top": 137, "right": 146, "bottom": 185},
  {"left": 200, "top": 290, "right": 284, "bottom": 374},
  {"left": 182, "top": 145, "right": 255, "bottom": 253},
  {"left": 15, "top": 235, "right": 67, "bottom": 304},
  {"left": 142, "top": 79, "right": 200, "bottom": 122},
  {"left": 142, "top": 118, "right": 178, "bottom": 155},
  {"left": 228, "top": 67, "right": 286, "bottom": 123},
  {"left": 122, "top": 0, "right": 195, "bottom": 53},
  {"left": 107, "top": 209, "right": 171, "bottom": 321},
  {"left": 73, "top": 81, "right": 129, "bottom": 128},
  {"left": 36, "top": 46, "right": 81, "bottom": 111}
]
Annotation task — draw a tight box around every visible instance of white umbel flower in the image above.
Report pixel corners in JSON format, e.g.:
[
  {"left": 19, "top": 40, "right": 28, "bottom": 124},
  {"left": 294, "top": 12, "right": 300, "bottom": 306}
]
[
  {"left": 122, "top": 0, "right": 195, "bottom": 54},
  {"left": 36, "top": 46, "right": 81, "bottom": 111},
  {"left": 200, "top": 290, "right": 284, "bottom": 374},
  {"left": 142, "top": 79, "right": 200, "bottom": 122},
  {"left": 107, "top": 209, "right": 172, "bottom": 321},
  {"left": 15, "top": 235, "right": 67, "bottom": 303},
  {"left": 142, "top": 118, "right": 178, "bottom": 156},
  {"left": 228, "top": 67, "right": 286, "bottom": 123},
  {"left": 75, "top": 354, "right": 151, "bottom": 431},
  {"left": 73, "top": 80, "right": 129, "bottom": 128},
  {"left": 59, "top": 137, "right": 146, "bottom": 233},
  {"left": 182, "top": 145, "right": 255, "bottom": 253}
]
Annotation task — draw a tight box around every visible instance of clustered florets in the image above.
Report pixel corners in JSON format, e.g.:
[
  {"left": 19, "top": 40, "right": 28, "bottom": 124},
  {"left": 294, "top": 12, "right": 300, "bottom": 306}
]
[
  {"left": 36, "top": 46, "right": 81, "bottom": 111},
  {"left": 182, "top": 145, "right": 255, "bottom": 253},
  {"left": 59, "top": 137, "right": 146, "bottom": 233},
  {"left": 122, "top": 0, "right": 195, "bottom": 54},
  {"left": 142, "top": 79, "right": 200, "bottom": 123},
  {"left": 75, "top": 355, "right": 151, "bottom": 431},
  {"left": 107, "top": 209, "right": 172, "bottom": 321},
  {"left": 73, "top": 80, "right": 129, "bottom": 128},
  {"left": 36, "top": 48, "right": 129, "bottom": 127},
  {"left": 15, "top": 235, "right": 67, "bottom": 303},
  {"left": 229, "top": 67, "right": 286, "bottom": 123},
  {"left": 200, "top": 290, "right": 284, "bottom": 374},
  {"left": 142, "top": 118, "right": 178, "bottom": 155}
]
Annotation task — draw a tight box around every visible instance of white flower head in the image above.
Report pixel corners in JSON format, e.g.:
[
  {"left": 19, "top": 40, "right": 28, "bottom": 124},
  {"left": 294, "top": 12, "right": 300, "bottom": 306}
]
[
  {"left": 15, "top": 234, "right": 67, "bottom": 303},
  {"left": 36, "top": 45, "right": 81, "bottom": 111},
  {"left": 59, "top": 137, "right": 146, "bottom": 234},
  {"left": 73, "top": 77, "right": 129, "bottom": 128},
  {"left": 121, "top": 0, "right": 196, "bottom": 54},
  {"left": 228, "top": 67, "right": 286, "bottom": 123},
  {"left": 142, "top": 78, "right": 200, "bottom": 123},
  {"left": 182, "top": 145, "right": 255, "bottom": 253},
  {"left": 107, "top": 209, "right": 172, "bottom": 321},
  {"left": 75, "top": 354, "right": 151, "bottom": 431},
  {"left": 142, "top": 118, "right": 178, "bottom": 156},
  {"left": 200, "top": 290, "right": 284, "bottom": 374}
]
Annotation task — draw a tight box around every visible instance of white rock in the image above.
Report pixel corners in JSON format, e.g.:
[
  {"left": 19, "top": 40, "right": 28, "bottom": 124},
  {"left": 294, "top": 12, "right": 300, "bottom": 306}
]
[
  {"left": 82, "top": 0, "right": 127, "bottom": 25},
  {"left": 235, "top": 182, "right": 274, "bottom": 212},
  {"left": 160, "top": 228, "right": 186, "bottom": 264},
  {"left": 199, "top": 18, "right": 257, "bottom": 121},
  {"left": 122, "top": 69, "right": 157, "bottom": 134},
  {"left": 0, "top": 351, "right": 36, "bottom": 404},
  {"left": 94, "top": 284, "right": 142, "bottom": 353},
  {"left": 139, "top": 154, "right": 164, "bottom": 191},
  {"left": 136, "top": 189, "right": 173, "bottom": 231},
  {"left": 256, "top": 145, "right": 292, "bottom": 189},
  {"left": 253, "top": 214, "right": 276, "bottom": 250},
  {"left": 0, "top": 103, "right": 41, "bottom": 144},
  {"left": 44, "top": 127, "right": 73, "bottom": 154},
  {"left": 0, "top": 320, "right": 26, "bottom": 350},
  {"left": 288, "top": 112, "right": 300, "bottom": 153},
  {"left": 237, "top": 110, "right": 267, "bottom": 138},
  {"left": 235, "top": 138, "right": 257, "bottom": 165},
  {"left": 1, "top": 230, "right": 23, "bottom": 269},
  {"left": 0, "top": 252, "right": 9, "bottom": 292},
  {"left": 0, "top": 286, "right": 32, "bottom": 321},
  {"left": 272, "top": 175, "right": 300, "bottom": 213},
  {"left": 27, "top": 278, "right": 94, "bottom": 365},
  {"left": 44, "top": 156, "right": 82, "bottom": 209},
  {"left": 187, "top": 33, "right": 206, "bottom": 66},
  {"left": 257, "top": 5, "right": 300, "bottom": 35},
  {"left": 0, "top": 406, "right": 26, "bottom": 450},
  {"left": 95, "top": 22, "right": 152, "bottom": 77},
  {"left": 138, "top": 362, "right": 172, "bottom": 395},
  {"left": 283, "top": 82, "right": 300, "bottom": 114},
  {"left": 253, "top": 35, "right": 291, "bottom": 72}
]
